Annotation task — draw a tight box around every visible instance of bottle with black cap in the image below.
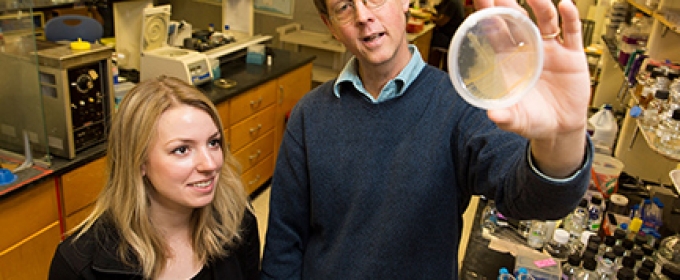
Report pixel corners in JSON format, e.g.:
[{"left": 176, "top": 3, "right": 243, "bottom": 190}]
[
  {"left": 574, "top": 257, "right": 599, "bottom": 280},
  {"left": 621, "top": 255, "right": 636, "bottom": 270},
  {"left": 587, "top": 196, "right": 604, "bottom": 232},
  {"left": 656, "top": 264, "right": 680, "bottom": 280},
  {"left": 614, "top": 228, "right": 627, "bottom": 246},
  {"left": 636, "top": 267, "right": 652, "bottom": 280},
  {"left": 617, "top": 267, "right": 635, "bottom": 280},
  {"left": 634, "top": 235, "right": 648, "bottom": 250},
  {"left": 562, "top": 254, "right": 581, "bottom": 280},
  {"left": 630, "top": 248, "right": 644, "bottom": 271},
  {"left": 603, "top": 235, "right": 616, "bottom": 254},
  {"left": 596, "top": 252, "right": 617, "bottom": 280},
  {"left": 622, "top": 239, "right": 635, "bottom": 256},
  {"left": 612, "top": 245, "right": 626, "bottom": 268},
  {"left": 641, "top": 244, "right": 654, "bottom": 262},
  {"left": 641, "top": 259, "right": 656, "bottom": 275}
]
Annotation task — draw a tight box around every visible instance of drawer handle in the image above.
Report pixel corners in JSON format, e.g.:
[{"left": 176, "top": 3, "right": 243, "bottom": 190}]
[
  {"left": 249, "top": 150, "right": 262, "bottom": 161},
  {"left": 249, "top": 124, "right": 262, "bottom": 134},
  {"left": 250, "top": 97, "right": 263, "bottom": 108},
  {"left": 248, "top": 174, "right": 261, "bottom": 186},
  {"left": 279, "top": 85, "right": 284, "bottom": 104}
]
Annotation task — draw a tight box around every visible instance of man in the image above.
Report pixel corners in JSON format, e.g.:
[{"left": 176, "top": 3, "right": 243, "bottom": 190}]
[{"left": 262, "top": 0, "right": 593, "bottom": 278}]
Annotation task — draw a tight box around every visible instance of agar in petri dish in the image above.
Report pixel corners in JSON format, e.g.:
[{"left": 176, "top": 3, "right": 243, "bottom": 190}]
[{"left": 447, "top": 7, "right": 544, "bottom": 110}]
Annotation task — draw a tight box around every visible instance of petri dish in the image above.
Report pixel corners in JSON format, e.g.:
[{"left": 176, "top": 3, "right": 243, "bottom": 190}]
[{"left": 447, "top": 7, "right": 543, "bottom": 110}]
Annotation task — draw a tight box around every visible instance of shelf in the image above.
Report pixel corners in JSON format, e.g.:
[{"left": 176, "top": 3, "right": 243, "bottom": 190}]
[
  {"left": 311, "top": 66, "right": 339, "bottom": 84},
  {"left": 627, "top": 0, "right": 680, "bottom": 34},
  {"left": 634, "top": 120, "right": 680, "bottom": 161},
  {"left": 279, "top": 30, "right": 347, "bottom": 54}
]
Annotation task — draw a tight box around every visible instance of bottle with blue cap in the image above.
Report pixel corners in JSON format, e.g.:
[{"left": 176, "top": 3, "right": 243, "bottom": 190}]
[
  {"left": 498, "top": 267, "right": 516, "bottom": 280},
  {"left": 515, "top": 267, "right": 535, "bottom": 280}
]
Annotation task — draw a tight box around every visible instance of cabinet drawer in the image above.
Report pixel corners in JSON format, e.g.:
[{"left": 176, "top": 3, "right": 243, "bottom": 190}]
[
  {"left": 64, "top": 203, "right": 94, "bottom": 234},
  {"left": 0, "top": 221, "right": 61, "bottom": 280},
  {"left": 230, "top": 105, "right": 276, "bottom": 152},
  {"left": 61, "top": 156, "right": 106, "bottom": 216},
  {"left": 0, "top": 178, "right": 58, "bottom": 252},
  {"left": 217, "top": 102, "right": 229, "bottom": 130},
  {"left": 242, "top": 155, "right": 274, "bottom": 195},
  {"left": 233, "top": 130, "right": 275, "bottom": 172},
  {"left": 229, "top": 80, "right": 276, "bottom": 125}
]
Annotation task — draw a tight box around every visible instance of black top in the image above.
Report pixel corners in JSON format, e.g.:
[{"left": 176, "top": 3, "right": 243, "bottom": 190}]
[
  {"left": 48, "top": 210, "right": 260, "bottom": 280},
  {"left": 430, "top": 0, "right": 465, "bottom": 48}
]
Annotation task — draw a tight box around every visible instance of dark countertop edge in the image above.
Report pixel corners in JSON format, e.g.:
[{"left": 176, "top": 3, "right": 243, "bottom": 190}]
[{"left": 0, "top": 48, "right": 315, "bottom": 199}]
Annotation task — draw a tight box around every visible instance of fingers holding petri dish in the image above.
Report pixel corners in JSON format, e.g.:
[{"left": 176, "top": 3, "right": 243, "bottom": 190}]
[{"left": 448, "top": 7, "right": 543, "bottom": 110}]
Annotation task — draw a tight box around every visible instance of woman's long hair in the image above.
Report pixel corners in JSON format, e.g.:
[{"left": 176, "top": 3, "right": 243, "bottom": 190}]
[{"left": 73, "top": 76, "right": 249, "bottom": 279}]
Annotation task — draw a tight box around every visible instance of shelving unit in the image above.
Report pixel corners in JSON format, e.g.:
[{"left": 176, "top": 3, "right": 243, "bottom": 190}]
[
  {"left": 276, "top": 23, "right": 347, "bottom": 84},
  {"left": 593, "top": 0, "right": 680, "bottom": 184}
]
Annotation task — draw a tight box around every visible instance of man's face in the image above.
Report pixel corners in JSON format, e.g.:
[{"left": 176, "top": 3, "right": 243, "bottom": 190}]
[{"left": 322, "top": 0, "right": 411, "bottom": 68}]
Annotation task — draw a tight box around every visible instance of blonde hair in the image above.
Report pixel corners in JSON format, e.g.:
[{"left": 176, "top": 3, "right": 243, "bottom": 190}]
[{"left": 73, "top": 76, "right": 249, "bottom": 279}]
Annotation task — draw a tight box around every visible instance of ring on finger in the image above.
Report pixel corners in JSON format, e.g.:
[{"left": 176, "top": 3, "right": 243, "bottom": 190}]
[{"left": 541, "top": 29, "right": 561, "bottom": 40}]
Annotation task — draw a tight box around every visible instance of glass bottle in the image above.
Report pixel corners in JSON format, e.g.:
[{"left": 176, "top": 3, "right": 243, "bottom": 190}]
[
  {"left": 603, "top": 235, "right": 616, "bottom": 254},
  {"left": 655, "top": 109, "right": 680, "bottom": 155},
  {"left": 655, "top": 264, "right": 680, "bottom": 280},
  {"left": 612, "top": 245, "right": 626, "bottom": 268},
  {"left": 617, "top": 267, "right": 635, "bottom": 280},
  {"left": 623, "top": 239, "right": 635, "bottom": 256},
  {"left": 621, "top": 255, "right": 636, "bottom": 270},
  {"left": 527, "top": 220, "right": 548, "bottom": 249},
  {"left": 563, "top": 254, "right": 582, "bottom": 280},
  {"left": 498, "top": 267, "right": 516, "bottom": 280},
  {"left": 515, "top": 267, "right": 535, "bottom": 280},
  {"left": 588, "top": 196, "right": 604, "bottom": 232},
  {"left": 630, "top": 248, "right": 645, "bottom": 270},
  {"left": 518, "top": 220, "right": 533, "bottom": 239},
  {"left": 637, "top": 267, "right": 652, "bottom": 280},
  {"left": 614, "top": 228, "right": 627, "bottom": 246},
  {"left": 545, "top": 229, "right": 570, "bottom": 262},
  {"left": 574, "top": 257, "right": 600, "bottom": 280},
  {"left": 597, "top": 252, "right": 617, "bottom": 280},
  {"left": 480, "top": 199, "right": 499, "bottom": 236},
  {"left": 640, "top": 89, "right": 670, "bottom": 131}
]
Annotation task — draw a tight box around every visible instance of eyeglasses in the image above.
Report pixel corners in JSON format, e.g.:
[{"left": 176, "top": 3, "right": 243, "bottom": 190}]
[{"left": 329, "top": 0, "right": 388, "bottom": 25}]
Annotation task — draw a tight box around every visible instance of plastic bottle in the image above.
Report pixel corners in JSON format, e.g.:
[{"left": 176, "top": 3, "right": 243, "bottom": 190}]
[
  {"left": 480, "top": 199, "right": 498, "bottom": 236},
  {"left": 588, "top": 196, "right": 604, "bottom": 232},
  {"left": 515, "top": 267, "right": 535, "bottom": 280},
  {"left": 574, "top": 257, "right": 600, "bottom": 280},
  {"left": 518, "top": 220, "right": 533, "bottom": 238},
  {"left": 527, "top": 220, "right": 548, "bottom": 249},
  {"left": 498, "top": 267, "right": 517, "bottom": 280},
  {"left": 655, "top": 109, "right": 680, "bottom": 155},
  {"left": 588, "top": 104, "right": 619, "bottom": 154},
  {"left": 642, "top": 197, "right": 663, "bottom": 231},
  {"left": 545, "top": 229, "right": 571, "bottom": 262}
]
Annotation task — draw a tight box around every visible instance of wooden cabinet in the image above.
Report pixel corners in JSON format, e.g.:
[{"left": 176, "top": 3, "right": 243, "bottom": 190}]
[
  {"left": 227, "top": 63, "right": 313, "bottom": 195},
  {"left": 408, "top": 25, "right": 434, "bottom": 62},
  {"left": 274, "top": 63, "right": 313, "bottom": 164},
  {"left": 0, "top": 178, "right": 58, "bottom": 252},
  {"left": 0, "top": 222, "right": 61, "bottom": 280},
  {"left": 59, "top": 156, "right": 107, "bottom": 233},
  {"left": 0, "top": 179, "right": 60, "bottom": 280}
]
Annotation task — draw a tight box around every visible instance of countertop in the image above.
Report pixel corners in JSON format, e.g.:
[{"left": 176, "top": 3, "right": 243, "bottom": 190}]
[
  {"left": 0, "top": 48, "right": 315, "bottom": 198},
  {"left": 406, "top": 23, "right": 435, "bottom": 42}
]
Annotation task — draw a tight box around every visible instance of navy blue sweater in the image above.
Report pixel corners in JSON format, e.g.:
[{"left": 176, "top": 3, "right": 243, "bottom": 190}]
[{"left": 261, "top": 66, "right": 591, "bottom": 279}]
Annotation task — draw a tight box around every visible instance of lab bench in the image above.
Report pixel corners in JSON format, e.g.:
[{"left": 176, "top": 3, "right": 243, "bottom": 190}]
[{"left": 0, "top": 48, "right": 314, "bottom": 280}]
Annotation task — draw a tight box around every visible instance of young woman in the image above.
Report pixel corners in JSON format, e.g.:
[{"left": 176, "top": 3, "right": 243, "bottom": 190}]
[{"left": 49, "top": 76, "right": 259, "bottom": 280}]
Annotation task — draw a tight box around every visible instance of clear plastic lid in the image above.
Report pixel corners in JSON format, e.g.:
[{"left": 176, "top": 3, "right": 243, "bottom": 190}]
[{"left": 447, "top": 7, "right": 543, "bottom": 110}]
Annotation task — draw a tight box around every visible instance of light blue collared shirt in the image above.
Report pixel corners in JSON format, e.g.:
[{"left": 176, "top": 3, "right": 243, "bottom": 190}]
[{"left": 333, "top": 45, "right": 427, "bottom": 103}]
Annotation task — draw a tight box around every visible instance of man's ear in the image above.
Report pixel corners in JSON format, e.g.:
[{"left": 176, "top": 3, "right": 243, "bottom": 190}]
[
  {"left": 401, "top": 0, "right": 410, "bottom": 12},
  {"left": 320, "top": 15, "right": 339, "bottom": 40}
]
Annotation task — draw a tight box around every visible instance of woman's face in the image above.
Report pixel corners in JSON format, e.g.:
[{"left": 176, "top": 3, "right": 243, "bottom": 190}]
[{"left": 143, "top": 104, "right": 224, "bottom": 213}]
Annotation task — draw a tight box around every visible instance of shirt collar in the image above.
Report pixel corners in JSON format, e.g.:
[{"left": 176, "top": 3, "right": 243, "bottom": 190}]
[{"left": 333, "top": 45, "right": 427, "bottom": 103}]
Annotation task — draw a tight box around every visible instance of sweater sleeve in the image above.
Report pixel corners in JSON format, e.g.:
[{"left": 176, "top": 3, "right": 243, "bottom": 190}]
[
  {"left": 453, "top": 105, "right": 591, "bottom": 221},
  {"left": 260, "top": 105, "right": 310, "bottom": 279}
]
